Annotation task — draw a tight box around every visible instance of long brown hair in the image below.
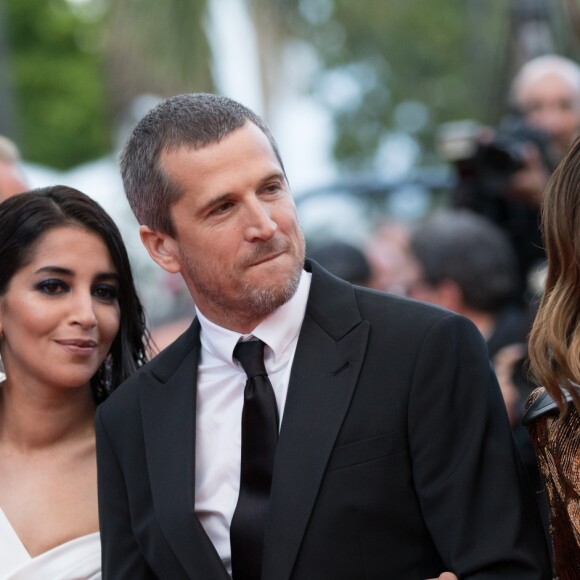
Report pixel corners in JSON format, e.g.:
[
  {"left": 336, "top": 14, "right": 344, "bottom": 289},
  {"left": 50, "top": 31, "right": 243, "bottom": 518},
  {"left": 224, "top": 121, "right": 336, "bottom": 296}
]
[{"left": 528, "top": 138, "right": 580, "bottom": 413}]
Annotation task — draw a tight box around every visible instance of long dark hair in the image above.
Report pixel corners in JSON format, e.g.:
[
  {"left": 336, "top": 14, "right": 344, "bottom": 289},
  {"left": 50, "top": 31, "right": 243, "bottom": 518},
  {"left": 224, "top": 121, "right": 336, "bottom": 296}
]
[{"left": 0, "top": 185, "right": 150, "bottom": 402}]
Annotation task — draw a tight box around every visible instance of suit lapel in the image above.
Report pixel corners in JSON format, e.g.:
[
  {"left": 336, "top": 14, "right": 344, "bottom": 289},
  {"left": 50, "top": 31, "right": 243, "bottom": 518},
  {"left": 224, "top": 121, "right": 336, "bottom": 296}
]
[
  {"left": 263, "top": 262, "right": 370, "bottom": 580},
  {"left": 139, "top": 320, "right": 229, "bottom": 579}
]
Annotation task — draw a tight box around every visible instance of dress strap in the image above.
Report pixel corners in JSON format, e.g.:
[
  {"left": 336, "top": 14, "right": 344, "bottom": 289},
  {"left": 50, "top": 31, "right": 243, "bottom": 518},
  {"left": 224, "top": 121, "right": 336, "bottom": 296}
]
[{"left": 522, "top": 389, "right": 573, "bottom": 425}]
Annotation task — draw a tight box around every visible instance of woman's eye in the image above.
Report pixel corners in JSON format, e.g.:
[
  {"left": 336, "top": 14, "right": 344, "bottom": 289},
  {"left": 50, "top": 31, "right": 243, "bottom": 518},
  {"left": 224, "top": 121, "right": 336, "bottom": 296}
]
[
  {"left": 36, "top": 279, "right": 67, "bottom": 295},
  {"left": 93, "top": 285, "right": 119, "bottom": 302}
]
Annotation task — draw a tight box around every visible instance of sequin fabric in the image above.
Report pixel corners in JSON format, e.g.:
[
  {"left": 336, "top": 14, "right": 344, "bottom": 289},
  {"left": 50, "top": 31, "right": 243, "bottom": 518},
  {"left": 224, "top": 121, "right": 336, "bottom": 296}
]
[{"left": 526, "top": 388, "right": 580, "bottom": 580}]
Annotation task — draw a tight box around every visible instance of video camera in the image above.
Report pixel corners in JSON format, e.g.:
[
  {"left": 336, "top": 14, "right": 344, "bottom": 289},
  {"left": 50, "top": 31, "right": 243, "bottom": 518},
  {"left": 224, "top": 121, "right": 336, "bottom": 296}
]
[
  {"left": 437, "top": 114, "right": 554, "bottom": 201},
  {"left": 437, "top": 114, "right": 553, "bottom": 298}
]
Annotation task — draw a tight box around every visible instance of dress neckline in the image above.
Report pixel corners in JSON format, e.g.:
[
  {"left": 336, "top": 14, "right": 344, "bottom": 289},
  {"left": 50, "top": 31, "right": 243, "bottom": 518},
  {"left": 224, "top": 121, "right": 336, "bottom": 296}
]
[{"left": 0, "top": 504, "right": 99, "bottom": 560}]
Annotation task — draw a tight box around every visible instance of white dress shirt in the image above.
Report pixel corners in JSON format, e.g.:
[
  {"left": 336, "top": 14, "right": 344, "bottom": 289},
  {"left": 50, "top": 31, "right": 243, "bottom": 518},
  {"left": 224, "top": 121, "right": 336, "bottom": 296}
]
[{"left": 194, "top": 270, "right": 311, "bottom": 574}]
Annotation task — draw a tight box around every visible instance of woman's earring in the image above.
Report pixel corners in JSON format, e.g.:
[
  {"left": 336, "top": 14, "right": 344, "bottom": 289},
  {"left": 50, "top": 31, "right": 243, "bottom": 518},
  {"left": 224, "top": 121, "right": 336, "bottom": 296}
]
[{"left": 104, "top": 355, "right": 113, "bottom": 391}]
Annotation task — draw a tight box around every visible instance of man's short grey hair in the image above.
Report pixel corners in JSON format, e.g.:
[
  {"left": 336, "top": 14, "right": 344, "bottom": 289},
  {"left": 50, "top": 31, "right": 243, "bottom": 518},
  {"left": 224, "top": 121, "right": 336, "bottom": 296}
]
[
  {"left": 510, "top": 54, "right": 580, "bottom": 107},
  {"left": 119, "top": 93, "right": 285, "bottom": 236},
  {"left": 410, "top": 210, "right": 519, "bottom": 313}
]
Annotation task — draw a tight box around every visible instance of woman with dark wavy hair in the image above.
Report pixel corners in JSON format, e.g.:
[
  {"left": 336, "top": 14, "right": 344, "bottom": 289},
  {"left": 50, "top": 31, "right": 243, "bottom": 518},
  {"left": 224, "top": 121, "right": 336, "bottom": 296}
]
[
  {"left": 0, "top": 186, "right": 149, "bottom": 578},
  {"left": 524, "top": 138, "right": 580, "bottom": 580}
]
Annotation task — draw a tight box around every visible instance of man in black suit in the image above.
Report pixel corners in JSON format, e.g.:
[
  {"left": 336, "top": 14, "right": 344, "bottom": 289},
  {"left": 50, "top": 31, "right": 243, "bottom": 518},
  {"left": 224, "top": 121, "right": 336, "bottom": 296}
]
[{"left": 96, "top": 93, "right": 551, "bottom": 579}]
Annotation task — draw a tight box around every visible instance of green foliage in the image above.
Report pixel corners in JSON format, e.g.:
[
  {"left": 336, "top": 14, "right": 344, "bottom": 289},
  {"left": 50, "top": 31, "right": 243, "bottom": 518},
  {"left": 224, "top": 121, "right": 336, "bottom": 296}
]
[
  {"left": 5, "top": 0, "right": 576, "bottom": 174},
  {"left": 103, "top": 0, "right": 214, "bottom": 118},
  {"left": 277, "top": 0, "right": 510, "bottom": 170},
  {"left": 5, "top": 0, "right": 110, "bottom": 169}
]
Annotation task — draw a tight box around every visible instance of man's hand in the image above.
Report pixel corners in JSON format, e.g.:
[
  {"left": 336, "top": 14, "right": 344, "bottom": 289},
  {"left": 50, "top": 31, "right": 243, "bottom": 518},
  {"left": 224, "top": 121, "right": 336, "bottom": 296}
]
[{"left": 427, "top": 573, "right": 457, "bottom": 580}]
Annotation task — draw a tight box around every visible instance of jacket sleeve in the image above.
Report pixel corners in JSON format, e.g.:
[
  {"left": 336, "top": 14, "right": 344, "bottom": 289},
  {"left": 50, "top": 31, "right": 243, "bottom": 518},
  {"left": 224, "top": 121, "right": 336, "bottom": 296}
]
[
  {"left": 408, "top": 314, "right": 551, "bottom": 579},
  {"left": 96, "top": 406, "right": 158, "bottom": 580}
]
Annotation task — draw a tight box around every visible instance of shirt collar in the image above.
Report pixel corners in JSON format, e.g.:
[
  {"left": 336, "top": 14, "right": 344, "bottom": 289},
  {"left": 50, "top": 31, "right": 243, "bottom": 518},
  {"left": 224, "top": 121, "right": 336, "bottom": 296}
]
[{"left": 196, "top": 269, "right": 312, "bottom": 365}]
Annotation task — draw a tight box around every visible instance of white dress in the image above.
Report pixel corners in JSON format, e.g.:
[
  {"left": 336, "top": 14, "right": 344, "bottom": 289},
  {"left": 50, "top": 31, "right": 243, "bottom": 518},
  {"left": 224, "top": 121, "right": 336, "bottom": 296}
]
[{"left": 0, "top": 507, "right": 101, "bottom": 579}]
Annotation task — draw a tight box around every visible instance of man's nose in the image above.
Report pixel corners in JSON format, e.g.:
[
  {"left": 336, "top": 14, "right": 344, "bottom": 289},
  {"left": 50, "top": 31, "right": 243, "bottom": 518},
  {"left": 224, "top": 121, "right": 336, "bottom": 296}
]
[{"left": 244, "top": 198, "right": 277, "bottom": 241}]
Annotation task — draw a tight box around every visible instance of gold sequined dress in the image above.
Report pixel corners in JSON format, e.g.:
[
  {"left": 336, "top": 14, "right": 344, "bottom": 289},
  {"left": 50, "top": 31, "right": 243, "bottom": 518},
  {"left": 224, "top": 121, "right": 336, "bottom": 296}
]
[{"left": 525, "top": 387, "right": 580, "bottom": 580}]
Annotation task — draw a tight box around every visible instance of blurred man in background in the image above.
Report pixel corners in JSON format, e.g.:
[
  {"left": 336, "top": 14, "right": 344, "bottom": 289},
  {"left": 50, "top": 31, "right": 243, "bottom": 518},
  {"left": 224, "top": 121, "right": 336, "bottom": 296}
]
[
  {"left": 0, "top": 135, "right": 28, "bottom": 381},
  {"left": 512, "top": 54, "right": 580, "bottom": 164},
  {"left": 364, "top": 219, "right": 420, "bottom": 295},
  {"left": 406, "top": 210, "right": 531, "bottom": 427},
  {"left": 449, "top": 54, "right": 580, "bottom": 305},
  {"left": 407, "top": 210, "right": 522, "bottom": 361},
  {"left": 306, "top": 239, "right": 372, "bottom": 287},
  {"left": 504, "top": 54, "right": 580, "bottom": 210},
  {"left": 0, "top": 136, "right": 28, "bottom": 202},
  {"left": 407, "top": 209, "right": 549, "bottom": 540}
]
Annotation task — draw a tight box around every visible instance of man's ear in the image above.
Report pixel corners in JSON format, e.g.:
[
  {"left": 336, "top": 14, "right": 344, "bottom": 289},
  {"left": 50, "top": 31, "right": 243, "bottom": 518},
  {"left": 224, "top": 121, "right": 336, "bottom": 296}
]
[{"left": 139, "top": 225, "right": 182, "bottom": 274}]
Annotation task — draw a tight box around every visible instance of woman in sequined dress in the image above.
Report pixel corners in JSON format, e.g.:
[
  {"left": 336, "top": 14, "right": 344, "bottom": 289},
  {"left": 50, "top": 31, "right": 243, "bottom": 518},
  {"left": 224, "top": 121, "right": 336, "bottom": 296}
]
[{"left": 524, "top": 138, "right": 580, "bottom": 580}]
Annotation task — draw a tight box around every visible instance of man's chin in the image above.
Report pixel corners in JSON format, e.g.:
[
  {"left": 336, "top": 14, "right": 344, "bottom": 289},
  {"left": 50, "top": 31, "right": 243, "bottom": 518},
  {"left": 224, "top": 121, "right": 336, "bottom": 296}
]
[{"left": 242, "top": 265, "right": 301, "bottom": 312}]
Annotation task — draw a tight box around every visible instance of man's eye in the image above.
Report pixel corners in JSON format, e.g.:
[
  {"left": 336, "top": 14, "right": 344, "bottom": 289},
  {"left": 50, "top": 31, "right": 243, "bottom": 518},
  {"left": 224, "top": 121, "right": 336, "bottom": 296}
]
[{"left": 213, "top": 202, "right": 234, "bottom": 214}]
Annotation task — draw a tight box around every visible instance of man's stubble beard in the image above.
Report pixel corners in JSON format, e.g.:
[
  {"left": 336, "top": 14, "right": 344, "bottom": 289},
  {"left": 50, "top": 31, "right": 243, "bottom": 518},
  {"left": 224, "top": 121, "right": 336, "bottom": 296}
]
[{"left": 181, "top": 232, "right": 305, "bottom": 324}]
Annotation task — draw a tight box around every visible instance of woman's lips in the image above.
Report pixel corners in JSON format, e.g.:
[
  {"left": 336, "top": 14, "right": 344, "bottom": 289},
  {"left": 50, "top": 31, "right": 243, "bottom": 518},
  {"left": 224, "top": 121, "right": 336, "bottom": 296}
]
[{"left": 56, "top": 338, "right": 98, "bottom": 356}]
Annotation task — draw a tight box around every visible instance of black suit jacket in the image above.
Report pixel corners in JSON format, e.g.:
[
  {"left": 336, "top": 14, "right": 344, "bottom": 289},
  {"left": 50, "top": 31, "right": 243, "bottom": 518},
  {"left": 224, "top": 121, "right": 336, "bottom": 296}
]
[{"left": 96, "top": 260, "right": 551, "bottom": 579}]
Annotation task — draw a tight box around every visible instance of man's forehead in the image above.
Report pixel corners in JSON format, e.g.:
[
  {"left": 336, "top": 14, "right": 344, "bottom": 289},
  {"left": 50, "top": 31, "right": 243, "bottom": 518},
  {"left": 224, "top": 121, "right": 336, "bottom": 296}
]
[
  {"left": 159, "top": 128, "right": 285, "bottom": 203},
  {"left": 517, "top": 71, "right": 580, "bottom": 103}
]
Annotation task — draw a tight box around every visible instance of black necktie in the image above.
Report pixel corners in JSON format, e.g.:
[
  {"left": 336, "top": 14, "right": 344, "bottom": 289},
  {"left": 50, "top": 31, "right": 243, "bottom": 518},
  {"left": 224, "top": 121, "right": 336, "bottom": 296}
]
[{"left": 230, "top": 339, "right": 279, "bottom": 580}]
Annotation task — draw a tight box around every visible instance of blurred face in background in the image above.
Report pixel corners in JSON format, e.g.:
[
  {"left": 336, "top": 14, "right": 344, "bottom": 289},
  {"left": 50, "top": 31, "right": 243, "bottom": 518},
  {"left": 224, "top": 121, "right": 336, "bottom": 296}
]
[
  {"left": 515, "top": 71, "right": 580, "bottom": 160},
  {"left": 365, "top": 221, "right": 420, "bottom": 295},
  {"left": 0, "top": 160, "right": 28, "bottom": 202}
]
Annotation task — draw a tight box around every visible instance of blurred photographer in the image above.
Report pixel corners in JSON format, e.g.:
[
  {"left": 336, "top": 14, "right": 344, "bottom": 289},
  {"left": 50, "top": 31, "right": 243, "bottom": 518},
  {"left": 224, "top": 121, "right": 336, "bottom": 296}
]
[
  {"left": 512, "top": 55, "right": 580, "bottom": 164},
  {"left": 443, "top": 55, "right": 580, "bottom": 304}
]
